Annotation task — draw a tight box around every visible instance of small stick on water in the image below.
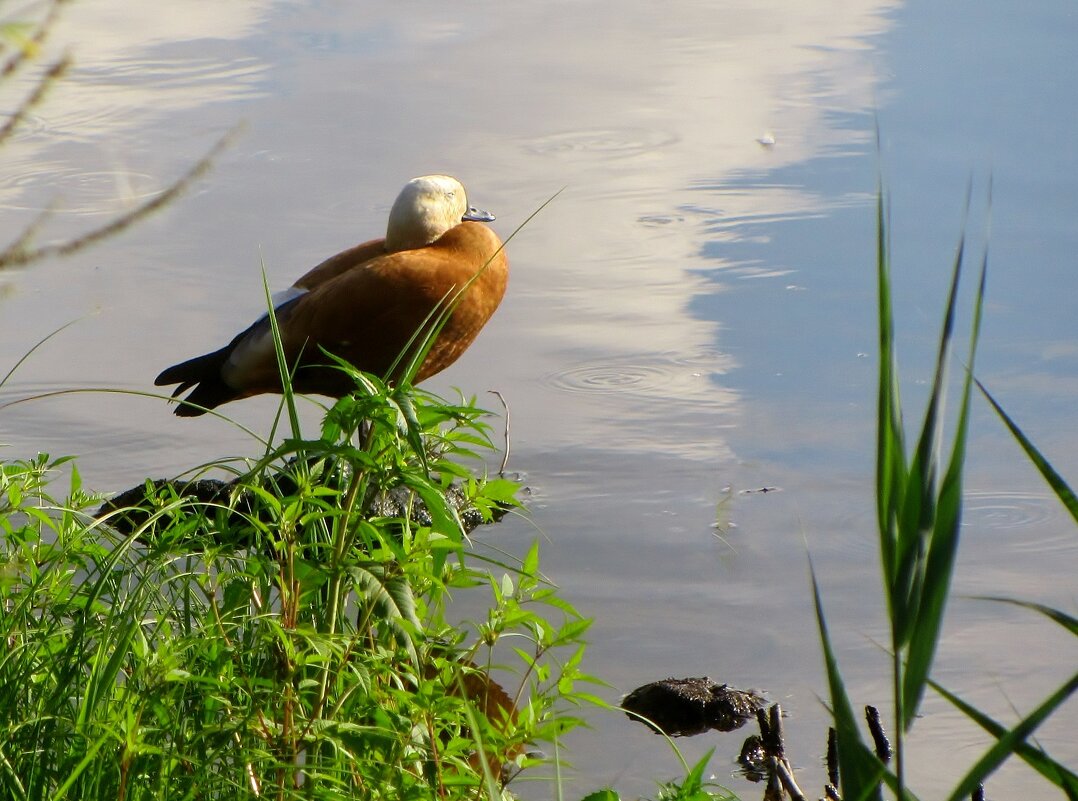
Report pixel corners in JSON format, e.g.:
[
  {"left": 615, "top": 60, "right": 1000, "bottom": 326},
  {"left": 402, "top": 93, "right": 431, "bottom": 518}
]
[
  {"left": 773, "top": 757, "right": 806, "bottom": 801},
  {"left": 756, "top": 708, "right": 774, "bottom": 746},
  {"left": 753, "top": 704, "right": 806, "bottom": 801},
  {"left": 769, "top": 704, "right": 784, "bottom": 756},
  {"left": 864, "top": 705, "right": 892, "bottom": 762},
  {"left": 0, "top": 56, "right": 69, "bottom": 149},
  {"left": 826, "top": 726, "right": 839, "bottom": 788},
  {"left": 487, "top": 390, "right": 511, "bottom": 475},
  {"left": 765, "top": 770, "right": 782, "bottom": 801}
]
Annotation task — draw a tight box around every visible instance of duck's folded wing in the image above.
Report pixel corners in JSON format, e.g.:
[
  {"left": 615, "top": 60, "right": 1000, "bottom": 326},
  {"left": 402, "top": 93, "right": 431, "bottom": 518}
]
[
  {"left": 290, "top": 237, "right": 387, "bottom": 291},
  {"left": 220, "top": 257, "right": 439, "bottom": 391}
]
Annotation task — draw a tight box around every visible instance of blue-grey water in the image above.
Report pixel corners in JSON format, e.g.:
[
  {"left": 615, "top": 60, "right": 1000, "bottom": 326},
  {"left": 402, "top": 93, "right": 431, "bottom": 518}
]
[{"left": 0, "top": 2, "right": 1074, "bottom": 798}]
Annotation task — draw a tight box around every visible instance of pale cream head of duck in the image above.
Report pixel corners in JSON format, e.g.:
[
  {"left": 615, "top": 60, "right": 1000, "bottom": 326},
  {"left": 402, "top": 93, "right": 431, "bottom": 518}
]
[{"left": 385, "top": 174, "right": 496, "bottom": 252}]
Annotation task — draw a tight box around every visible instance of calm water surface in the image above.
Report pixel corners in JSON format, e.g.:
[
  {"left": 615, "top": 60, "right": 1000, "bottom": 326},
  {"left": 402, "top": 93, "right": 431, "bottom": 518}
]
[{"left": 0, "top": 1, "right": 1075, "bottom": 798}]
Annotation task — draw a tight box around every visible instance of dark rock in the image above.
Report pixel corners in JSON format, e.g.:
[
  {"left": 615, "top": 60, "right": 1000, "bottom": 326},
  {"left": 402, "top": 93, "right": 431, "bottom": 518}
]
[
  {"left": 96, "top": 457, "right": 510, "bottom": 549},
  {"left": 622, "top": 676, "right": 766, "bottom": 737}
]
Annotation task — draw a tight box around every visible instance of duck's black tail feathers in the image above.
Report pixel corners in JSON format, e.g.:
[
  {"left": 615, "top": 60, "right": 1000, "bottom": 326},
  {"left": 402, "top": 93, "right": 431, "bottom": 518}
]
[{"left": 154, "top": 347, "right": 237, "bottom": 417}]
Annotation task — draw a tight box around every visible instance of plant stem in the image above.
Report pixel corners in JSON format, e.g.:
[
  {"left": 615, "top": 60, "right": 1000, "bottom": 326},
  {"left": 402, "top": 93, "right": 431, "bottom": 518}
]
[{"left": 893, "top": 640, "right": 905, "bottom": 800}]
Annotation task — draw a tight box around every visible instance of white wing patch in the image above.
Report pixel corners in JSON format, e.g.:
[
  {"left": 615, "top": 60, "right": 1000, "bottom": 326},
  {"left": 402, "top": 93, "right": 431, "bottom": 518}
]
[
  {"left": 271, "top": 285, "right": 308, "bottom": 308},
  {"left": 222, "top": 285, "right": 309, "bottom": 388}
]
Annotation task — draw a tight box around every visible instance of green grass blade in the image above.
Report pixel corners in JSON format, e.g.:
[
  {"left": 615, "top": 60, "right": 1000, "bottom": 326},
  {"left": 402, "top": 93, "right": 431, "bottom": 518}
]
[
  {"left": 0, "top": 319, "right": 79, "bottom": 390},
  {"left": 875, "top": 184, "right": 906, "bottom": 595},
  {"left": 811, "top": 559, "right": 886, "bottom": 801},
  {"left": 901, "top": 215, "right": 987, "bottom": 729},
  {"left": 977, "top": 379, "right": 1078, "bottom": 525},
  {"left": 78, "top": 614, "right": 139, "bottom": 730},
  {"left": 892, "top": 184, "right": 971, "bottom": 654},
  {"left": 48, "top": 733, "right": 111, "bottom": 801},
  {"left": 942, "top": 670, "right": 1078, "bottom": 801},
  {"left": 930, "top": 678, "right": 1078, "bottom": 799},
  {"left": 260, "top": 263, "right": 303, "bottom": 441},
  {"left": 970, "top": 596, "right": 1078, "bottom": 636}
]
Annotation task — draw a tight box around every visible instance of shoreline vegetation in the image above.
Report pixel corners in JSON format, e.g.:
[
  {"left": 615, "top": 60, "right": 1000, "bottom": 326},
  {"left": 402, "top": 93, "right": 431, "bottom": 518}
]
[
  {"left": 0, "top": 371, "right": 601, "bottom": 799},
  {"left": 2, "top": 192, "right": 1074, "bottom": 801},
  {"left": 1, "top": 7, "right": 1074, "bottom": 799}
]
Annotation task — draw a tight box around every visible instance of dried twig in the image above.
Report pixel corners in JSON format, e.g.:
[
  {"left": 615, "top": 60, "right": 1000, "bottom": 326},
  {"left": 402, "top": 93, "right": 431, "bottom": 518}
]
[
  {"left": 0, "top": 54, "right": 68, "bottom": 148},
  {"left": 0, "top": 127, "right": 239, "bottom": 270},
  {"left": 0, "top": 0, "right": 68, "bottom": 80},
  {"left": 750, "top": 704, "right": 806, "bottom": 801}
]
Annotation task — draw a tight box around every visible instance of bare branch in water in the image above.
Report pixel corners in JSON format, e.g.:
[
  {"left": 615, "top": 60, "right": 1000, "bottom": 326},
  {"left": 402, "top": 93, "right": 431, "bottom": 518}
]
[
  {"left": 0, "top": 0, "right": 68, "bottom": 80},
  {"left": 0, "top": 54, "right": 68, "bottom": 148},
  {"left": 0, "top": 128, "right": 239, "bottom": 271},
  {"left": 0, "top": 1, "right": 237, "bottom": 275}
]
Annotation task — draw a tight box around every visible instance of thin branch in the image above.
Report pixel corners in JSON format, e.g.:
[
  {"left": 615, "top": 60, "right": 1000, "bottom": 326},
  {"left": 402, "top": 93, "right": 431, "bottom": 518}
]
[
  {"left": 0, "top": 196, "right": 61, "bottom": 267},
  {"left": 0, "top": 126, "right": 240, "bottom": 270},
  {"left": 0, "top": 0, "right": 68, "bottom": 80},
  {"left": 0, "top": 53, "right": 68, "bottom": 147}
]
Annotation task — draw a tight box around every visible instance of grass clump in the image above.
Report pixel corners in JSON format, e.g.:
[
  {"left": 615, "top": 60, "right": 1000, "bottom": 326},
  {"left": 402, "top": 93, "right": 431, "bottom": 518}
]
[
  {"left": 813, "top": 182, "right": 1078, "bottom": 800},
  {"left": 0, "top": 364, "right": 599, "bottom": 799}
]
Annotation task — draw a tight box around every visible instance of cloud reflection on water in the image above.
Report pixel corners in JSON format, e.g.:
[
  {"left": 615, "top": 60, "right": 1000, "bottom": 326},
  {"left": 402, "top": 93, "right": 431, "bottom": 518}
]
[{"left": 0, "top": 0, "right": 901, "bottom": 469}]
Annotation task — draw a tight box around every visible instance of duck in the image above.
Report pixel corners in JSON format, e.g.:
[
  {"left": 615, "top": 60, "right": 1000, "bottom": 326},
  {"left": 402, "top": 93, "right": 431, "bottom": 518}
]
[{"left": 155, "top": 175, "right": 508, "bottom": 417}]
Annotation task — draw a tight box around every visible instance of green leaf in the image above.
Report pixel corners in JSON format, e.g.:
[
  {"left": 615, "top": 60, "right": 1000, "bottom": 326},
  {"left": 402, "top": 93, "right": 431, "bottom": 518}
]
[
  {"left": 943, "top": 671, "right": 1078, "bottom": 801},
  {"left": 970, "top": 596, "right": 1078, "bottom": 637},
  {"left": 977, "top": 379, "right": 1078, "bottom": 525},
  {"left": 811, "top": 560, "right": 885, "bottom": 801},
  {"left": 931, "top": 678, "right": 1078, "bottom": 798},
  {"left": 579, "top": 790, "right": 621, "bottom": 801},
  {"left": 875, "top": 183, "right": 907, "bottom": 597},
  {"left": 522, "top": 539, "right": 540, "bottom": 576},
  {"left": 893, "top": 198, "right": 968, "bottom": 651},
  {"left": 903, "top": 236, "right": 986, "bottom": 728}
]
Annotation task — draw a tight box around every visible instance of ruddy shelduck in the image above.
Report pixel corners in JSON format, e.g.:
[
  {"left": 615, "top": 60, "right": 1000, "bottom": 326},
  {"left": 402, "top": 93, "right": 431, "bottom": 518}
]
[{"left": 155, "top": 175, "right": 508, "bottom": 416}]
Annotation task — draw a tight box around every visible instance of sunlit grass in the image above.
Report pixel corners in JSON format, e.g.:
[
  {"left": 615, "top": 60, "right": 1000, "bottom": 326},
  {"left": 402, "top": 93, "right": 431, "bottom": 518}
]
[{"left": 0, "top": 314, "right": 601, "bottom": 799}]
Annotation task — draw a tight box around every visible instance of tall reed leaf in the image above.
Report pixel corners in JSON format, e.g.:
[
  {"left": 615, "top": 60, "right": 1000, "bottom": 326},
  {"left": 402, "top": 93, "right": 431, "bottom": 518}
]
[
  {"left": 977, "top": 379, "right": 1078, "bottom": 524},
  {"left": 875, "top": 187, "right": 907, "bottom": 593},
  {"left": 943, "top": 672, "right": 1078, "bottom": 801},
  {"left": 930, "top": 676, "right": 1078, "bottom": 797},
  {"left": 873, "top": 179, "right": 987, "bottom": 736},
  {"left": 901, "top": 227, "right": 987, "bottom": 729},
  {"left": 811, "top": 562, "right": 886, "bottom": 801}
]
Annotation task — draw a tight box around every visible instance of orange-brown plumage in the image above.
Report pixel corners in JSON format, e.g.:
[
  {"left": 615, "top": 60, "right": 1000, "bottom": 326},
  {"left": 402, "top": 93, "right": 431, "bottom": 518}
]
[{"left": 155, "top": 176, "right": 508, "bottom": 416}]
